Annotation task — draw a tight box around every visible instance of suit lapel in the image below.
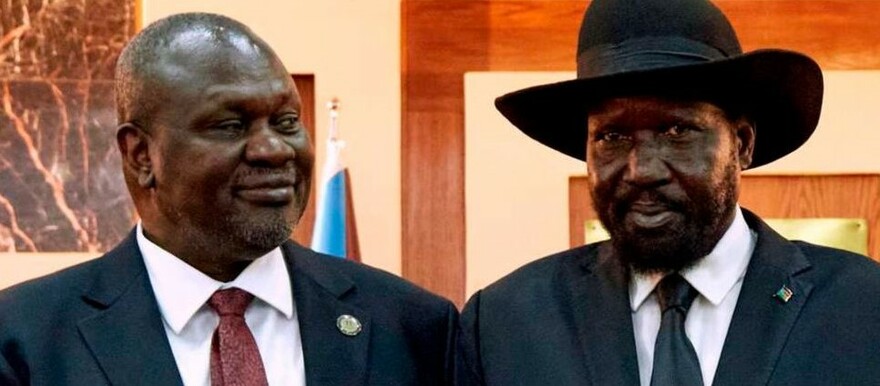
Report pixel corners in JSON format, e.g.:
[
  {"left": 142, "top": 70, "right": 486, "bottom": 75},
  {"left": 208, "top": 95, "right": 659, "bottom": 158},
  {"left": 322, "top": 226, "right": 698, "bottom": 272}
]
[
  {"left": 77, "top": 232, "right": 184, "bottom": 386},
  {"left": 572, "top": 244, "right": 641, "bottom": 386},
  {"left": 713, "top": 210, "right": 814, "bottom": 386},
  {"left": 284, "top": 242, "right": 370, "bottom": 386}
]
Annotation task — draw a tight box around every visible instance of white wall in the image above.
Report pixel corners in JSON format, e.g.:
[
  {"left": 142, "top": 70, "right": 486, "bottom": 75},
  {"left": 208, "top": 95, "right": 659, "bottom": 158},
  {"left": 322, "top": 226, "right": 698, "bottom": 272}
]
[
  {"left": 465, "top": 71, "right": 880, "bottom": 296},
  {"left": 143, "top": 0, "right": 402, "bottom": 274},
  {"left": 464, "top": 72, "right": 584, "bottom": 297}
]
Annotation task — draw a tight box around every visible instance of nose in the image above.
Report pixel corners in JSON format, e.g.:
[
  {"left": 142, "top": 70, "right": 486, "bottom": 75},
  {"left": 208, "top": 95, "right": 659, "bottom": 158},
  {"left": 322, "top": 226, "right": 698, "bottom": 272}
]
[
  {"left": 622, "top": 140, "right": 671, "bottom": 188},
  {"left": 244, "top": 125, "right": 296, "bottom": 167}
]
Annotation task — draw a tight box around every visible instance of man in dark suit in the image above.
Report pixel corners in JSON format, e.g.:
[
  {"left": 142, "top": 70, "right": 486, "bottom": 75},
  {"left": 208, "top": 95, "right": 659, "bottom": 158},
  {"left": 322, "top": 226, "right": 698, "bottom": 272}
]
[
  {"left": 0, "top": 13, "right": 456, "bottom": 385},
  {"left": 457, "top": 0, "right": 880, "bottom": 385}
]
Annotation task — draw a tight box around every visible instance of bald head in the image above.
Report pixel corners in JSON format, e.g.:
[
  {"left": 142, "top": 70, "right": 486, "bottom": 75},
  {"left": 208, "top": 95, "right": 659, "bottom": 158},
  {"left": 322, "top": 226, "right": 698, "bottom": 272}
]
[
  {"left": 113, "top": 11, "right": 301, "bottom": 222},
  {"left": 114, "top": 12, "right": 282, "bottom": 126},
  {"left": 113, "top": 13, "right": 311, "bottom": 279}
]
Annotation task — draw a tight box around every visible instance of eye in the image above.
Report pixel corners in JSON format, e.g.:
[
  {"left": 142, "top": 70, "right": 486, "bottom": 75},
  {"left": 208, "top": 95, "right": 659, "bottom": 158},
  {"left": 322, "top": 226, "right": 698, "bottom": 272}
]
[
  {"left": 664, "top": 124, "right": 697, "bottom": 137},
  {"left": 594, "top": 130, "right": 629, "bottom": 143},
  {"left": 214, "top": 120, "right": 244, "bottom": 132},
  {"left": 276, "top": 114, "right": 301, "bottom": 133}
]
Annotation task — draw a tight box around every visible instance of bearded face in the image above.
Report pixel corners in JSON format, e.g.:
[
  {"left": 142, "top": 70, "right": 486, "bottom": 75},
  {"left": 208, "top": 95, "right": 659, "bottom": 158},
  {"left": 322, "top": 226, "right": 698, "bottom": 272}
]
[
  {"left": 586, "top": 96, "right": 753, "bottom": 274},
  {"left": 129, "top": 32, "right": 314, "bottom": 280}
]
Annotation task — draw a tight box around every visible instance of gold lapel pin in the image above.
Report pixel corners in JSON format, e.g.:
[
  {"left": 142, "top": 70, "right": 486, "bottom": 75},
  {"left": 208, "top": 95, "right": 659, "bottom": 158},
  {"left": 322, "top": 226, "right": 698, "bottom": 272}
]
[
  {"left": 336, "top": 314, "right": 362, "bottom": 337},
  {"left": 774, "top": 285, "right": 794, "bottom": 303}
]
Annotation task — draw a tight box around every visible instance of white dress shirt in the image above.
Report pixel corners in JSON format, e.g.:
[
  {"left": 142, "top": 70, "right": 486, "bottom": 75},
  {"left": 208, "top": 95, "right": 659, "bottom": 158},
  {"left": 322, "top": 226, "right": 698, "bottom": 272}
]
[
  {"left": 137, "top": 223, "right": 306, "bottom": 386},
  {"left": 630, "top": 206, "right": 757, "bottom": 386}
]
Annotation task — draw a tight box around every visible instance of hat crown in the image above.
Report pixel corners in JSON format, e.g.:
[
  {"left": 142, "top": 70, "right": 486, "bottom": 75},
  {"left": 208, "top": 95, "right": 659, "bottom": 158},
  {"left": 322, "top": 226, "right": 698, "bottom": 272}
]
[
  {"left": 577, "top": 0, "right": 743, "bottom": 76},
  {"left": 494, "top": 0, "right": 822, "bottom": 169}
]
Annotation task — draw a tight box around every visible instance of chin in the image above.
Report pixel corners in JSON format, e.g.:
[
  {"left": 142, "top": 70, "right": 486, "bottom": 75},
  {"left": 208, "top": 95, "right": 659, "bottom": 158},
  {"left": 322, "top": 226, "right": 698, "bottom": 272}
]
[
  {"left": 243, "top": 220, "right": 294, "bottom": 248},
  {"left": 214, "top": 209, "right": 298, "bottom": 253},
  {"left": 617, "top": 238, "right": 706, "bottom": 274},
  {"left": 608, "top": 217, "right": 714, "bottom": 274}
]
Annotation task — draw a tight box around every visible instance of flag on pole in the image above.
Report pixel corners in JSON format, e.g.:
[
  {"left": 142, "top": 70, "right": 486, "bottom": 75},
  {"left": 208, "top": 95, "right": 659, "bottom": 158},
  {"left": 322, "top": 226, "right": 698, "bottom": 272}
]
[{"left": 311, "top": 99, "right": 360, "bottom": 260}]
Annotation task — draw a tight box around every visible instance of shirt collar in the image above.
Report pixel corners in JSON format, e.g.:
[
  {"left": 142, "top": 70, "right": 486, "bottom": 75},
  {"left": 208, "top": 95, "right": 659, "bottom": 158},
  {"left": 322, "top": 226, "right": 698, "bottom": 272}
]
[
  {"left": 629, "top": 206, "right": 756, "bottom": 311},
  {"left": 137, "top": 222, "right": 294, "bottom": 334}
]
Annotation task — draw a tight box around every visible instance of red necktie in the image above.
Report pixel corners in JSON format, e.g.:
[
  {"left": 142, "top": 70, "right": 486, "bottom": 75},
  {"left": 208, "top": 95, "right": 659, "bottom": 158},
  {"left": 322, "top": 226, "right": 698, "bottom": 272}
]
[{"left": 208, "top": 288, "right": 269, "bottom": 386}]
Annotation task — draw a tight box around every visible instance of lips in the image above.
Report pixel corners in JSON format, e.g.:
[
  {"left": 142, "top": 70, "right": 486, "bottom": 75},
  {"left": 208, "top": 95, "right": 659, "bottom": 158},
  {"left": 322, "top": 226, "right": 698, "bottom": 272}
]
[
  {"left": 234, "top": 175, "right": 298, "bottom": 204},
  {"left": 624, "top": 200, "right": 678, "bottom": 229}
]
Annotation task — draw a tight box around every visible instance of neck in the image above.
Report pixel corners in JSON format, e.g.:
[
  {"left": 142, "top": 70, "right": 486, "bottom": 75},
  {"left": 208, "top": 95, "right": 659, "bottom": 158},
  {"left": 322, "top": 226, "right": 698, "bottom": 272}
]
[{"left": 140, "top": 225, "right": 268, "bottom": 282}]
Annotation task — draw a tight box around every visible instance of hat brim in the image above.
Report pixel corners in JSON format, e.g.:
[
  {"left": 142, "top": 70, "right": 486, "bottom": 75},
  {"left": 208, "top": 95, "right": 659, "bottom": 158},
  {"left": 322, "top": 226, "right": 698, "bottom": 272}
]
[{"left": 494, "top": 49, "right": 823, "bottom": 169}]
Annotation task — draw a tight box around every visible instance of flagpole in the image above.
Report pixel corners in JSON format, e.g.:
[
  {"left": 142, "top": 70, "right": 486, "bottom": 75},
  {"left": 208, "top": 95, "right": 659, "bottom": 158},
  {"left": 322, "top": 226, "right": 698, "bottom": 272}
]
[
  {"left": 325, "top": 98, "right": 345, "bottom": 165},
  {"left": 311, "top": 97, "right": 349, "bottom": 258},
  {"left": 327, "top": 97, "right": 340, "bottom": 141}
]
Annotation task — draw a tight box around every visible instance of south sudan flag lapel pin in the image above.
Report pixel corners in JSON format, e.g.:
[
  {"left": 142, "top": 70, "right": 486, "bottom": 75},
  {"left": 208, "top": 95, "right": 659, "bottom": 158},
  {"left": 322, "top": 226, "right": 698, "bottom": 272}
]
[{"left": 774, "top": 285, "right": 794, "bottom": 303}]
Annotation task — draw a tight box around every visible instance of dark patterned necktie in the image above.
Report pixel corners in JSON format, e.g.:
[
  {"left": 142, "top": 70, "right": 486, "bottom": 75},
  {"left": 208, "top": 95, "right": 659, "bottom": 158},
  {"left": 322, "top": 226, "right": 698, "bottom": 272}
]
[
  {"left": 650, "top": 274, "right": 704, "bottom": 386},
  {"left": 208, "top": 288, "right": 269, "bottom": 386}
]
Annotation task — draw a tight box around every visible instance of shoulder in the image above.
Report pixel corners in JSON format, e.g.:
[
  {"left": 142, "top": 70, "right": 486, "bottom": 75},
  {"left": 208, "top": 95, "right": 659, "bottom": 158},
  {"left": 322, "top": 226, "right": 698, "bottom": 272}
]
[
  {"left": 0, "top": 256, "right": 110, "bottom": 346},
  {"left": 0, "top": 256, "right": 103, "bottom": 310},
  {"left": 457, "top": 244, "right": 606, "bottom": 382},
  {"left": 797, "top": 241, "right": 880, "bottom": 268},
  {"left": 462, "top": 243, "right": 602, "bottom": 325},
  {"left": 744, "top": 209, "right": 880, "bottom": 294},
  {"left": 0, "top": 233, "right": 144, "bottom": 333},
  {"left": 477, "top": 243, "right": 600, "bottom": 302},
  {"left": 283, "top": 242, "right": 455, "bottom": 315},
  {"left": 774, "top": 242, "right": 880, "bottom": 378},
  {"left": 0, "top": 230, "right": 141, "bottom": 314},
  {"left": 795, "top": 241, "right": 880, "bottom": 291}
]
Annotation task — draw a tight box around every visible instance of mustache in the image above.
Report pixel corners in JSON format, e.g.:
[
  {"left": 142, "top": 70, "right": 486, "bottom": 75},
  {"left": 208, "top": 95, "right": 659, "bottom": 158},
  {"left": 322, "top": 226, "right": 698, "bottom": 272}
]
[
  {"left": 611, "top": 188, "right": 685, "bottom": 214},
  {"left": 234, "top": 167, "right": 303, "bottom": 185}
]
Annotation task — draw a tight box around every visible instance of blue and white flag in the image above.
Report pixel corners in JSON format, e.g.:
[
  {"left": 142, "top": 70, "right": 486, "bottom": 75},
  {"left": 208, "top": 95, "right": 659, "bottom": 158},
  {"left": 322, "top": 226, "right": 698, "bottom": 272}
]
[{"left": 311, "top": 99, "right": 359, "bottom": 260}]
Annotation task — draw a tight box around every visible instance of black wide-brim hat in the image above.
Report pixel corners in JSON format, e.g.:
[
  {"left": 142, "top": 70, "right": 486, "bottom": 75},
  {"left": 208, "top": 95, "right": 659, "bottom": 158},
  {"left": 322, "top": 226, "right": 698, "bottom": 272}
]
[{"left": 495, "top": 0, "right": 823, "bottom": 169}]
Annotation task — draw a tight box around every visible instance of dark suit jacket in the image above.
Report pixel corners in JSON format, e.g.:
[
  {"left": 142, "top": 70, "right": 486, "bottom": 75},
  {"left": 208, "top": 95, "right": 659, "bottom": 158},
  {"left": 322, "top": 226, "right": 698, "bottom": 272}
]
[
  {"left": 0, "top": 232, "right": 457, "bottom": 385},
  {"left": 457, "top": 210, "right": 880, "bottom": 385}
]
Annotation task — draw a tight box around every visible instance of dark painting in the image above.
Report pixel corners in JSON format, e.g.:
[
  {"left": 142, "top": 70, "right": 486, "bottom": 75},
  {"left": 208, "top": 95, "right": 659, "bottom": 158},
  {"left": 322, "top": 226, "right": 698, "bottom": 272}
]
[{"left": 0, "top": 0, "right": 137, "bottom": 252}]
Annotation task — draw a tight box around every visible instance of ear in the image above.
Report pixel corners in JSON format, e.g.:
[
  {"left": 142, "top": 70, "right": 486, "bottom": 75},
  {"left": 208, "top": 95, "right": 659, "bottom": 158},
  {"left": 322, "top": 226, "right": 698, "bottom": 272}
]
[
  {"left": 734, "top": 118, "right": 756, "bottom": 170},
  {"left": 116, "top": 122, "right": 155, "bottom": 188}
]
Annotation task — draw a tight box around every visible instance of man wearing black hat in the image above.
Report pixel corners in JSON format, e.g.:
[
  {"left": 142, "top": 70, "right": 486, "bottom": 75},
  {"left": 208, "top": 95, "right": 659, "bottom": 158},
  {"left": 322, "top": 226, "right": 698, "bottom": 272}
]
[{"left": 457, "top": 0, "right": 880, "bottom": 385}]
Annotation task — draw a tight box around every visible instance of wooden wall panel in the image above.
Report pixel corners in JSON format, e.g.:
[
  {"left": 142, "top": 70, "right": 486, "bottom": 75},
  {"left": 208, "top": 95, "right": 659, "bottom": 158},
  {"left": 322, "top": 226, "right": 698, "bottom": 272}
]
[
  {"left": 739, "top": 174, "right": 880, "bottom": 259},
  {"left": 403, "top": 2, "right": 489, "bottom": 306},
  {"left": 403, "top": 0, "right": 880, "bottom": 306},
  {"left": 719, "top": 2, "right": 880, "bottom": 69},
  {"left": 485, "top": 2, "right": 583, "bottom": 70},
  {"left": 569, "top": 174, "right": 880, "bottom": 260}
]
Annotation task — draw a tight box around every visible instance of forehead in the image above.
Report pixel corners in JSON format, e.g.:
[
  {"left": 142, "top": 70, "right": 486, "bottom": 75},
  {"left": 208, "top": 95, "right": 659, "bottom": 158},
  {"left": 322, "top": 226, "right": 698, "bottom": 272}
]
[
  {"left": 150, "top": 32, "right": 296, "bottom": 106},
  {"left": 588, "top": 96, "right": 729, "bottom": 125}
]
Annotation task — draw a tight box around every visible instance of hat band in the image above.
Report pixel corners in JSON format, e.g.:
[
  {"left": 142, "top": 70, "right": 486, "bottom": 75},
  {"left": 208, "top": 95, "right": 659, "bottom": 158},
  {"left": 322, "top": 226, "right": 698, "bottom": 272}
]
[{"left": 577, "top": 36, "right": 730, "bottom": 78}]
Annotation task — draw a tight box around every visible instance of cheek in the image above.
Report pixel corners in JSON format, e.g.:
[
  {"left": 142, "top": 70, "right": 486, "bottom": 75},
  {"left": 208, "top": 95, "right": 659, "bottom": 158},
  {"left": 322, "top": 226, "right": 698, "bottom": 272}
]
[
  {"left": 705, "top": 135, "right": 739, "bottom": 178},
  {"left": 671, "top": 148, "right": 735, "bottom": 197},
  {"left": 669, "top": 132, "right": 733, "bottom": 176},
  {"left": 587, "top": 151, "right": 626, "bottom": 188},
  {"left": 160, "top": 146, "right": 237, "bottom": 193},
  {"left": 585, "top": 156, "right": 602, "bottom": 189},
  {"left": 586, "top": 158, "right": 621, "bottom": 206},
  {"left": 293, "top": 140, "right": 315, "bottom": 169}
]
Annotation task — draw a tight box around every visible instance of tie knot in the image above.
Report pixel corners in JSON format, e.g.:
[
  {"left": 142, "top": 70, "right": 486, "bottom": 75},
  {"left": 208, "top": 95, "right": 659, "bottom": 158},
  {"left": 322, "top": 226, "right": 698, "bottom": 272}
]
[
  {"left": 208, "top": 288, "right": 254, "bottom": 317},
  {"left": 655, "top": 274, "right": 699, "bottom": 313}
]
